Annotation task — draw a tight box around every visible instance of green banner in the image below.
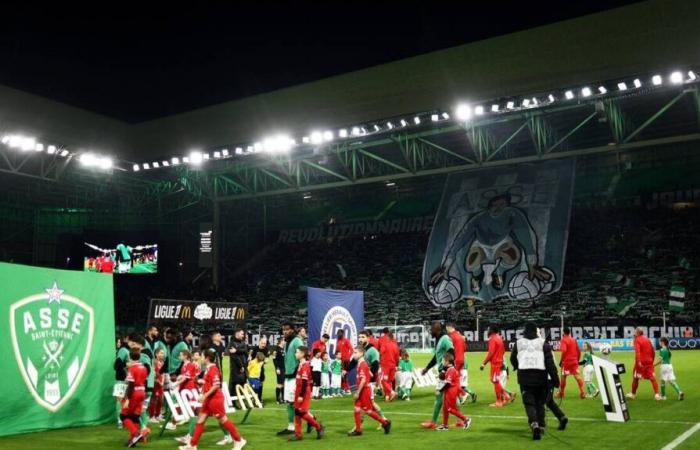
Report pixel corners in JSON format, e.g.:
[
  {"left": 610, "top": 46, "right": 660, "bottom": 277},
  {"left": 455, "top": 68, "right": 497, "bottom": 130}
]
[{"left": 0, "top": 262, "right": 115, "bottom": 436}]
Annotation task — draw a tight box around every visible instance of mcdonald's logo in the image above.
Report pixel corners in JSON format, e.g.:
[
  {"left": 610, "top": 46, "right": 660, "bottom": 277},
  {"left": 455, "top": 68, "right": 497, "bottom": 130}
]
[
  {"left": 181, "top": 305, "right": 192, "bottom": 319},
  {"left": 234, "top": 307, "right": 246, "bottom": 321}
]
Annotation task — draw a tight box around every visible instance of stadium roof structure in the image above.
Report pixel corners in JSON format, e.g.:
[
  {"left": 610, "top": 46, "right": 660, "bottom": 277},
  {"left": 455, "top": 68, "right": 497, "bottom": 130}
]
[{"left": 0, "top": 0, "right": 699, "bottom": 215}]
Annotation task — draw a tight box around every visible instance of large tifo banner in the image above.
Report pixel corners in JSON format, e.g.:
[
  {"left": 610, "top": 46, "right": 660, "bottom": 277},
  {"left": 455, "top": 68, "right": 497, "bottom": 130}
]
[
  {"left": 148, "top": 298, "right": 247, "bottom": 327},
  {"left": 423, "top": 159, "right": 575, "bottom": 306},
  {"left": 308, "top": 287, "right": 364, "bottom": 357},
  {"left": 0, "top": 262, "right": 115, "bottom": 436}
]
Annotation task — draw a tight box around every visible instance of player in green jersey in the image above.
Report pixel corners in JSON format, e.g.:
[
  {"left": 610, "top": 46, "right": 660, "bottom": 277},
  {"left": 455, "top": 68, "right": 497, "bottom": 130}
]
[
  {"left": 330, "top": 352, "right": 343, "bottom": 396},
  {"left": 655, "top": 337, "right": 684, "bottom": 400},
  {"left": 421, "top": 321, "right": 454, "bottom": 429},
  {"left": 397, "top": 349, "right": 414, "bottom": 400},
  {"left": 277, "top": 322, "right": 305, "bottom": 435},
  {"left": 579, "top": 342, "right": 599, "bottom": 398}
]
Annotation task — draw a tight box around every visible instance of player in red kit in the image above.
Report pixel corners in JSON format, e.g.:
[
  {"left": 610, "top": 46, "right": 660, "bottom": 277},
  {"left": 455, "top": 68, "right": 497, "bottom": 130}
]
[
  {"left": 379, "top": 329, "right": 400, "bottom": 402},
  {"left": 176, "top": 350, "right": 199, "bottom": 391},
  {"left": 121, "top": 349, "right": 149, "bottom": 448},
  {"left": 348, "top": 345, "right": 392, "bottom": 437},
  {"left": 437, "top": 353, "right": 472, "bottom": 431},
  {"left": 480, "top": 325, "right": 510, "bottom": 407},
  {"left": 626, "top": 328, "right": 662, "bottom": 401},
  {"left": 178, "top": 350, "right": 246, "bottom": 450},
  {"left": 557, "top": 327, "right": 586, "bottom": 399},
  {"left": 288, "top": 346, "right": 325, "bottom": 441},
  {"left": 336, "top": 329, "right": 354, "bottom": 393}
]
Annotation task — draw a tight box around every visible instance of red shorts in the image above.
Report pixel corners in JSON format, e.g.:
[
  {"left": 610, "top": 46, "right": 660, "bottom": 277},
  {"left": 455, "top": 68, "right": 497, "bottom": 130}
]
[
  {"left": 634, "top": 363, "right": 655, "bottom": 380},
  {"left": 354, "top": 389, "right": 373, "bottom": 410},
  {"left": 562, "top": 362, "right": 580, "bottom": 376},
  {"left": 490, "top": 364, "right": 502, "bottom": 383},
  {"left": 200, "top": 394, "right": 226, "bottom": 418},
  {"left": 443, "top": 393, "right": 459, "bottom": 410},
  {"left": 121, "top": 390, "right": 146, "bottom": 416},
  {"left": 294, "top": 395, "right": 311, "bottom": 413},
  {"left": 381, "top": 366, "right": 397, "bottom": 383}
]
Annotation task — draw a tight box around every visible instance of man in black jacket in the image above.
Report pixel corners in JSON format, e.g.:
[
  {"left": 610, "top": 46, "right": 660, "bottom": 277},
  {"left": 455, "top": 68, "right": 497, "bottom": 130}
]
[
  {"left": 510, "top": 322, "right": 561, "bottom": 440},
  {"left": 227, "top": 328, "right": 249, "bottom": 394}
]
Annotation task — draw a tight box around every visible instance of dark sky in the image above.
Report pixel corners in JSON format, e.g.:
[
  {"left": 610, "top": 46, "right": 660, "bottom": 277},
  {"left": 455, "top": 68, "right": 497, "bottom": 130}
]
[{"left": 0, "top": 1, "right": 642, "bottom": 123}]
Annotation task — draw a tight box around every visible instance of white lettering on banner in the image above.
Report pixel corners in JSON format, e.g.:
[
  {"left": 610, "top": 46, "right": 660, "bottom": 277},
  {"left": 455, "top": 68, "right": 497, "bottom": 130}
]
[
  {"left": 278, "top": 215, "right": 434, "bottom": 243},
  {"left": 592, "top": 355, "right": 630, "bottom": 423},
  {"left": 164, "top": 385, "right": 262, "bottom": 422}
]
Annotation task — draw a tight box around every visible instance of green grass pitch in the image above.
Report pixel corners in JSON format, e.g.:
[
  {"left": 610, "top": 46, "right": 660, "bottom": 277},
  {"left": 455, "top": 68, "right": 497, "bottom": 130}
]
[{"left": 1, "top": 351, "right": 699, "bottom": 449}]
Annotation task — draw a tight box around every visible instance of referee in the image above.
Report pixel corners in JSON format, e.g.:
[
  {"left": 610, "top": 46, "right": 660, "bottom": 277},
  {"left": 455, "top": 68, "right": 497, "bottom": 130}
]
[{"left": 510, "top": 322, "right": 560, "bottom": 440}]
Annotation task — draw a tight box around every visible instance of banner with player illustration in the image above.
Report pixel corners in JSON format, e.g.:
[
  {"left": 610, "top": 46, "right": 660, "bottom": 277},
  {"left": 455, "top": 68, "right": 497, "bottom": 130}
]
[
  {"left": 423, "top": 159, "right": 575, "bottom": 307},
  {"left": 0, "top": 262, "right": 115, "bottom": 436},
  {"left": 308, "top": 287, "right": 364, "bottom": 356}
]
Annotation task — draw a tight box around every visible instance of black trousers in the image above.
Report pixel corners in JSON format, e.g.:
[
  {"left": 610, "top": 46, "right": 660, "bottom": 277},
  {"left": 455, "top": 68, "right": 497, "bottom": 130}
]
[
  {"left": 520, "top": 384, "right": 548, "bottom": 427},
  {"left": 545, "top": 388, "right": 566, "bottom": 423}
]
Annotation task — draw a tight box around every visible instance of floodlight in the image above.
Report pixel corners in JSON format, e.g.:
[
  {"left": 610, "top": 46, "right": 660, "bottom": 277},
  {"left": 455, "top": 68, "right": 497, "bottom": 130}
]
[
  {"left": 79, "top": 153, "right": 96, "bottom": 166},
  {"left": 310, "top": 131, "right": 323, "bottom": 144},
  {"left": 400, "top": 119, "right": 408, "bottom": 127},
  {"left": 491, "top": 104, "right": 500, "bottom": 112},
  {"left": 1, "top": 135, "right": 9, "bottom": 144},
  {"left": 99, "top": 157, "right": 113, "bottom": 170},
  {"left": 455, "top": 104, "right": 472, "bottom": 121},
  {"left": 133, "top": 164, "right": 140, "bottom": 172},
  {"left": 323, "top": 130, "right": 333, "bottom": 141},
  {"left": 47, "top": 145, "right": 56, "bottom": 154},
  {"left": 162, "top": 161, "right": 170, "bottom": 167},
  {"left": 152, "top": 162, "right": 160, "bottom": 168},
  {"left": 565, "top": 90, "right": 575, "bottom": 99},
  {"left": 386, "top": 122, "right": 393, "bottom": 129},
  {"left": 506, "top": 101, "right": 515, "bottom": 109},
  {"left": 522, "top": 98, "right": 531, "bottom": 107},
  {"left": 598, "top": 86, "right": 607, "bottom": 94},
  {"left": 442, "top": 112, "right": 450, "bottom": 120},
  {"left": 351, "top": 127, "right": 361, "bottom": 136},
  {"left": 172, "top": 157, "right": 180, "bottom": 165},
  {"left": 413, "top": 116, "right": 421, "bottom": 124},
  {"left": 617, "top": 82, "right": 628, "bottom": 91},
  {"left": 34, "top": 143, "right": 44, "bottom": 152},
  {"left": 633, "top": 79, "right": 642, "bottom": 88},
  {"left": 688, "top": 71, "right": 697, "bottom": 81},
  {"left": 60, "top": 150, "right": 69, "bottom": 157},
  {"left": 548, "top": 94, "right": 555, "bottom": 102},
  {"left": 143, "top": 163, "right": 150, "bottom": 170},
  {"left": 431, "top": 114, "right": 439, "bottom": 122},
  {"left": 214, "top": 151, "right": 221, "bottom": 158},
  {"left": 652, "top": 75, "right": 662, "bottom": 85},
  {"left": 475, "top": 105, "right": 484, "bottom": 115},
  {"left": 339, "top": 128, "right": 348, "bottom": 137},
  {"left": 670, "top": 71, "right": 683, "bottom": 84},
  {"left": 189, "top": 151, "right": 203, "bottom": 165}
]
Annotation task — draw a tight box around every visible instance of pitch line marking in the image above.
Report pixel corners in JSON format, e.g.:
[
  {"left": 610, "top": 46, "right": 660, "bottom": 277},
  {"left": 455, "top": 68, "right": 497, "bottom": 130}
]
[
  {"left": 259, "top": 407, "right": 698, "bottom": 425},
  {"left": 661, "top": 422, "right": 700, "bottom": 450}
]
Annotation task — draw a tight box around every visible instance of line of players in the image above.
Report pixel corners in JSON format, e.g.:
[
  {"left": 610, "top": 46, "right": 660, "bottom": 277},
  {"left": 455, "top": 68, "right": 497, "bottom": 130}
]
[{"left": 115, "top": 323, "right": 685, "bottom": 449}]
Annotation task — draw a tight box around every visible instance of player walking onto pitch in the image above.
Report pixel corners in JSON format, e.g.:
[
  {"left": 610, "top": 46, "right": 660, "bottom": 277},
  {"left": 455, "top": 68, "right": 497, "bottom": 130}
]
[
  {"left": 480, "top": 325, "right": 510, "bottom": 407},
  {"left": 277, "top": 323, "right": 305, "bottom": 435},
  {"left": 556, "top": 327, "right": 586, "bottom": 399},
  {"left": 120, "top": 349, "right": 150, "bottom": 448},
  {"left": 445, "top": 322, "right": 477, "bottom": 403},
  {"left": 178, "top": 350, "right": 246, "bottom": 450},
  {"left": 580, "top": 342, "right": 599, "bottom": 398},
  {"left": 626, "top": 328, "right": 661, "bottom": 400},
  {"left": 655, "top": 337, "right": 684, "bottom": 401},
  {"left": 397, "top": 349, "right": 414, "bottom": 400},
  {"left": 348, "top": 345, "right": 392, "bottom": 437},
  {"left": 421, "top": 321, "right": 454, "bottom": 428},
  {"left": 436, "top": 353, "right": 472, "bottom": 431},
  {"left": 288, "top": 346, "right": 325, "bottom": 441}
]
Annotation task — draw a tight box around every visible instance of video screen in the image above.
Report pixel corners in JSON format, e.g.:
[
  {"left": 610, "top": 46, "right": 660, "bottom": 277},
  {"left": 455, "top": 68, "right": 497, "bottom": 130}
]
[{"left": 83, "top": 241, "right": 158, "bottom": 274}]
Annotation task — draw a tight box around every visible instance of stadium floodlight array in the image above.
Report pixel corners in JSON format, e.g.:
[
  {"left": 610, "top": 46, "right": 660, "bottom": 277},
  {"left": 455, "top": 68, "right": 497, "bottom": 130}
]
[
  {"left": 1, "top": 134, "right": 71, "bottom": 158},
  {"left": 3, "top": 67, "right": 677, "bottom": 174},
  {"left": 78, "top": 152, "right": 113, "bottom": 170}
]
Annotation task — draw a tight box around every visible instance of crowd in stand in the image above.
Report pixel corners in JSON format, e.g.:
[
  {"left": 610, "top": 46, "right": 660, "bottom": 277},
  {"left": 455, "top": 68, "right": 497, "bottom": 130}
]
[{"left": 114, "top": 205, "right": 699, "bottom": 334}]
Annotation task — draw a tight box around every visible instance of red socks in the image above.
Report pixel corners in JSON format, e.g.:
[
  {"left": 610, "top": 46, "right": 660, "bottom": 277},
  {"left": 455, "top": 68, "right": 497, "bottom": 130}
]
[
  {"left": 631, "top": 378, "right": 639, "bottom": 394},
  {"left": 354, "top": 411, "right": 363, "bottom": 432},
  {"left": 123, "top": 418, "right": 139, "bottom": 437},
  {"left": 650, "top": 376, "right": 660, "bottom": 395},
  {"left": 190, "top": 423, "right": 205, "bottom": 446}
]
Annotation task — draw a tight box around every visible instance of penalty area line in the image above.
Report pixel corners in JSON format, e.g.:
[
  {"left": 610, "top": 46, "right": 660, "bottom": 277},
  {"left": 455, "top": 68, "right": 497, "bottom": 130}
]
[
  {"left": 258, "top": 407, "right": 697, "bottom": 425},
  {"left": 661, "top": 422, "right": 700, "bottom": 450}
]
